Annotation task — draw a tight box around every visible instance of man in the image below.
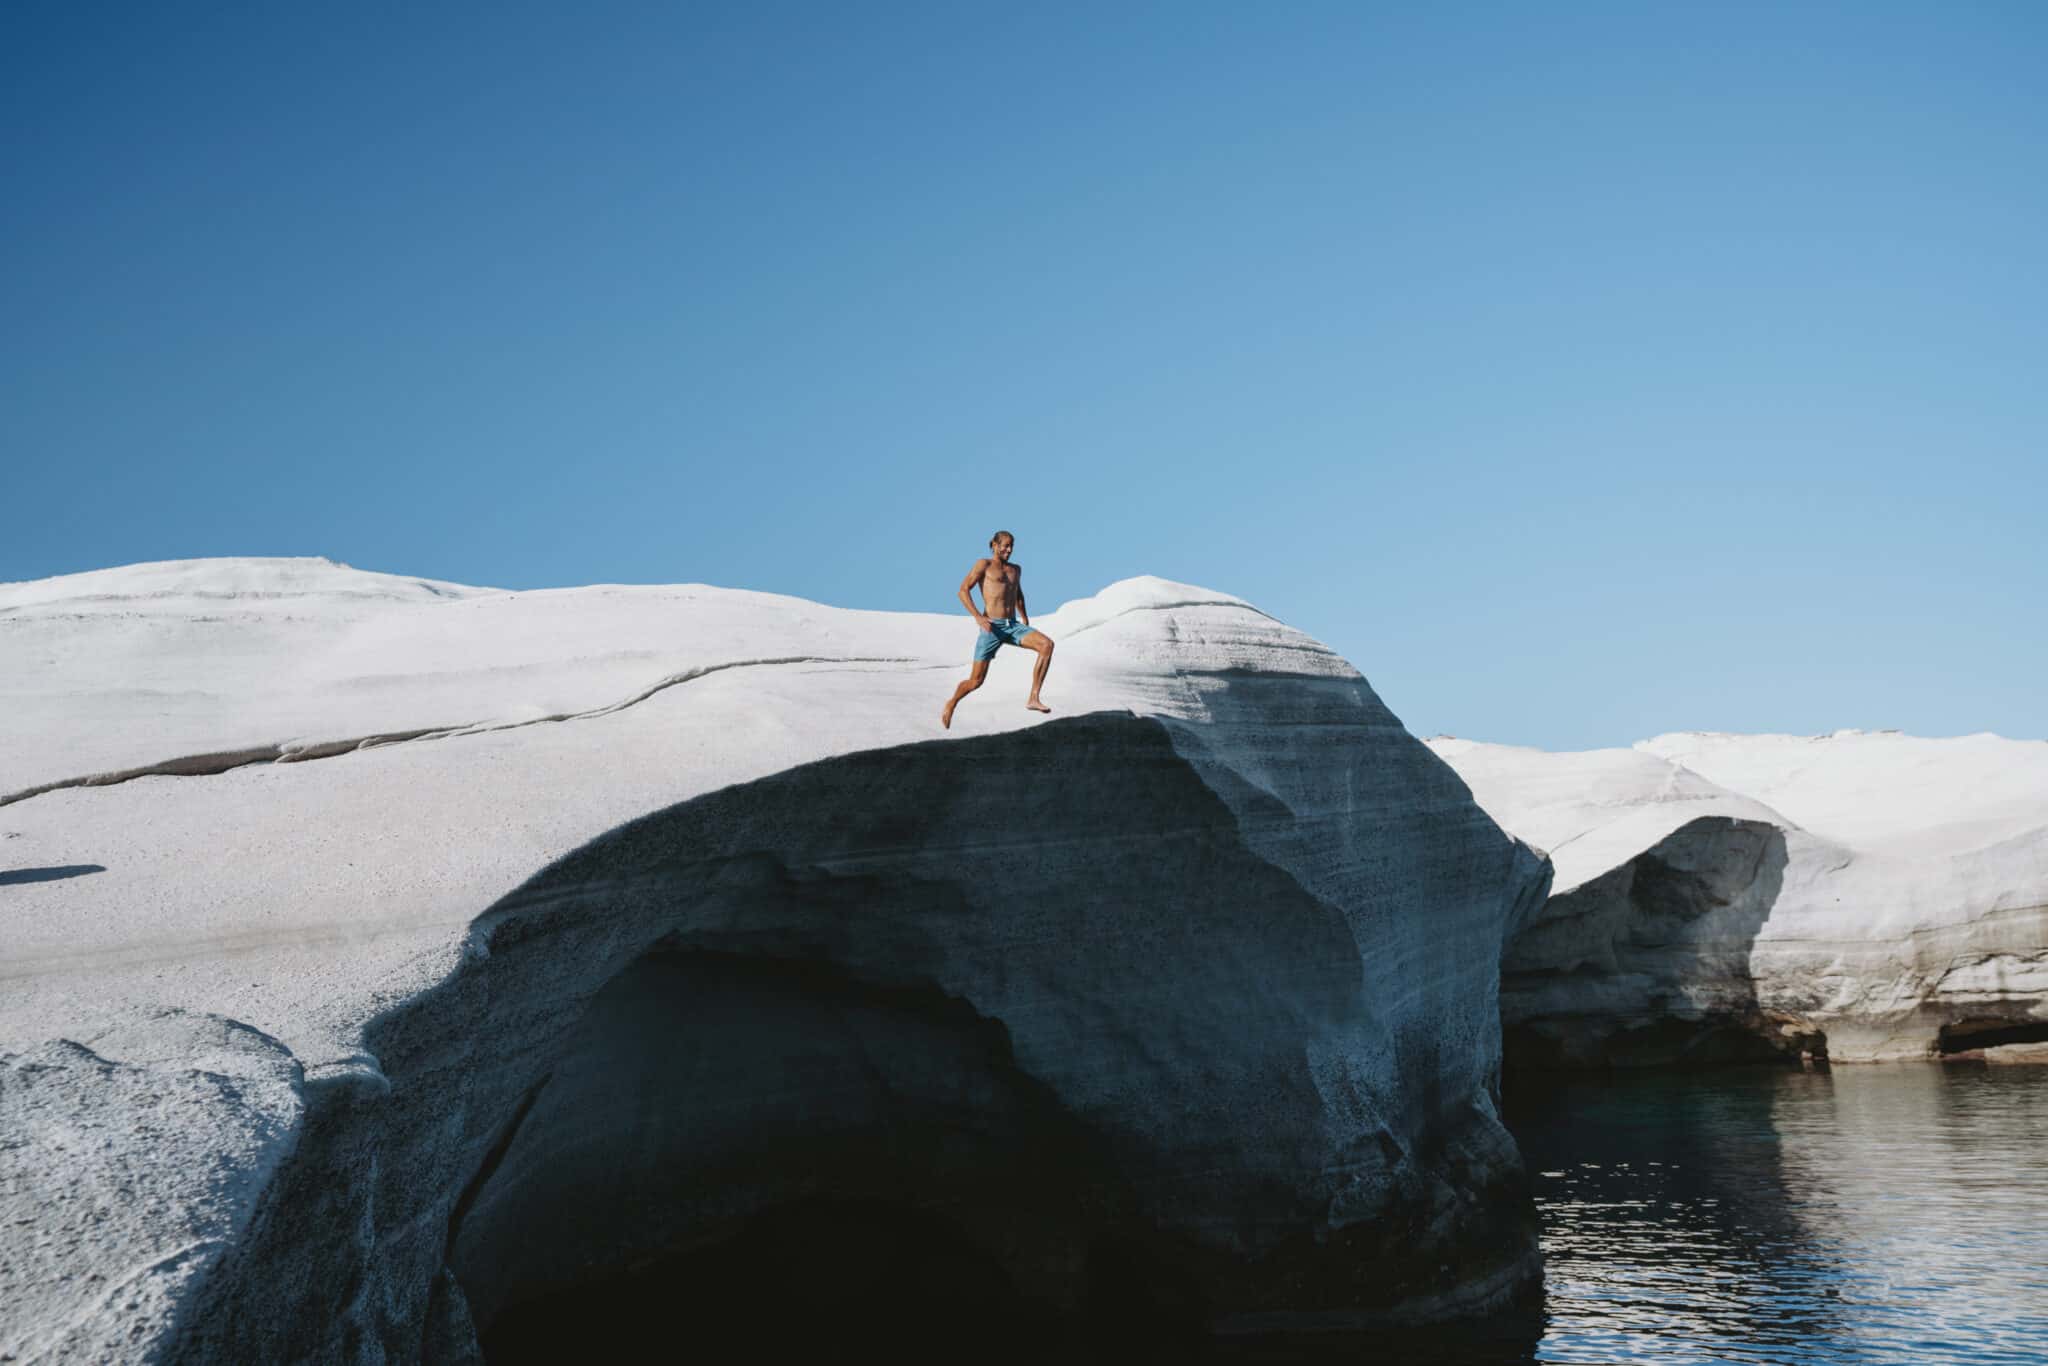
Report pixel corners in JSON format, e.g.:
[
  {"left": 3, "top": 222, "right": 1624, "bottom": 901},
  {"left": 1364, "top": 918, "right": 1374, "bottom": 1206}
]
[{"left": 941, "top": 530, "right": 1054, "bottom": 729}]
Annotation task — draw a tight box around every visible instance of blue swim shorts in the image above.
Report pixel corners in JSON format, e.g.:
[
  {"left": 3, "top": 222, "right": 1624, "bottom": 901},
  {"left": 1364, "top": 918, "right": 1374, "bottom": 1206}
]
[{"left": 973, "top": 617, "right": 1039, "bottom": 662}]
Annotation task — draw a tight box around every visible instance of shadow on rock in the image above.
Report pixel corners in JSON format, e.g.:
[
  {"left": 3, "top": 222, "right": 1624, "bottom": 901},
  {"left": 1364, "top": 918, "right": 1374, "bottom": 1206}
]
[
  {"left": 1501, "top": 820, "right": 1813, "bottom": 1070},
  {"left": 167, "top": 712, "right": 1539, "bottom": 1362},
  {"left": 0, "top": 863, "right": 106, "bottom": 885}
]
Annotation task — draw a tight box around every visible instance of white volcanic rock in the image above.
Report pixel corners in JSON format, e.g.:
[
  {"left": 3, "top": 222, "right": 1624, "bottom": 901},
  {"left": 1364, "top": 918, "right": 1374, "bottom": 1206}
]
[
  {"left": 1, "top": 558, "right": 1547, "bottom": 1360},
  {"left": 1429, "top": 731, "right": 2048, "bottom": 1068}
]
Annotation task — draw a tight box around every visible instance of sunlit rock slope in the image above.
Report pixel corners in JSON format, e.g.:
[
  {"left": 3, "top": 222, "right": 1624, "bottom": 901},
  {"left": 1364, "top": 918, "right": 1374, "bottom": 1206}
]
[
  {"left": 1430, "top": 732, "right": 2048, "bottom": 1069},
  {"left": 1, "top": 558, "right": 1548, "bottom": 1361}
]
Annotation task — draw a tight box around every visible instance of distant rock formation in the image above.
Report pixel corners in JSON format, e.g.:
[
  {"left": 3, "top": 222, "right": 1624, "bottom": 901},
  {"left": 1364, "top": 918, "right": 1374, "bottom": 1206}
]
[
  {"left": 1430, "top": 732, "right": 2048, "bottom": 1069},
  {"left": 1, "top": 559, "right": 1547, "bottom": 1361}
]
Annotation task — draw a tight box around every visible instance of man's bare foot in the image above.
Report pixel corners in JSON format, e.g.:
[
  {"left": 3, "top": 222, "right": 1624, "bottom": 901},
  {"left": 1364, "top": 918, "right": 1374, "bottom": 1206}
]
[
  {"left": 941, "top": 702, "right": 956, "bottom": 729},
  {"left": 1026, "top": 698, "right": 1052, "bottom": 714}
]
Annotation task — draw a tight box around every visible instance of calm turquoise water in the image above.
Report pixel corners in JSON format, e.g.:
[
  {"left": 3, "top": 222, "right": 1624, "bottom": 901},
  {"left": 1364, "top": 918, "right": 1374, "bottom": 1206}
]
[{"left": 1505, "top": 1062, "right": 2048, "bottom": 1365}]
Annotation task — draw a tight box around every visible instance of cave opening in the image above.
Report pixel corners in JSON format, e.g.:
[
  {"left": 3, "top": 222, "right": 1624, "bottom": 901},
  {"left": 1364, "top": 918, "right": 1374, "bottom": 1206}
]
[
  {"left": 444, "top": 948, "right": 1204, "bottom": 1361},
  {"left": 477, "top": 1196, "right": 1051, "bottom": 1363},
  {"left": 1937, "top": 1017, "right": 2048, "bottom": 1055}
]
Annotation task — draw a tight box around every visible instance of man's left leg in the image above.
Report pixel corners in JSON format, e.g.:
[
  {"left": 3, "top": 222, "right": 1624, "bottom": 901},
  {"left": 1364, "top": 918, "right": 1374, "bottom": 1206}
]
[
  {"left": 1022, "top": 631, "right": 1054, "bottom": 713},
  {"left": 942, "top": 659, "right": 990, "bottom": 729}
]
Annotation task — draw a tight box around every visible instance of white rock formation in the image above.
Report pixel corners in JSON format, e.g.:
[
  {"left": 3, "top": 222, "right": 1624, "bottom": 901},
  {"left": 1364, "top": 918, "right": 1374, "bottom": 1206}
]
[
  {"left": 1430, "top": 731, "right": 2048, "bottom": 1068},
  {"left": 1, "top": 558, "right": 1547, "bottom": 1361}
]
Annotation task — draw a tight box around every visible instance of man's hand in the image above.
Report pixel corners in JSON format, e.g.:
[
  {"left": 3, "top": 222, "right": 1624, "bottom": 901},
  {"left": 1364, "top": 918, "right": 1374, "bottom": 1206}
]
[{"left": 974, "top": 613, "right": 992, "bottom": 632}]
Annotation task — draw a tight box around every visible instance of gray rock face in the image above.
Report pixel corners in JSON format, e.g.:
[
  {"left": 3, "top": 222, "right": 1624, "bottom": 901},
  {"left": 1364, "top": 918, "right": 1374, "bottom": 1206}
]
[
  {"left": 1500, "top": 817, "right": 1812, "bottom": 1068},
  {"left": 1432, "top": 734, "right": 2048, "bottom": 1068},
  {"left": 167, "top": 716, "right": 1546, "bottom": 1357},
  {"left": 1, "top": 563, "right": 1549, "bottom": 1357}
]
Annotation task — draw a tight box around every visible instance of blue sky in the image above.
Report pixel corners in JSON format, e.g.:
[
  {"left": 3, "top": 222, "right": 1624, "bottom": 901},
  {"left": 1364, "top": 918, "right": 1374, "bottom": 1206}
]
[{"left": 5, "top": 2, "right": 2042, "bottom": 750}]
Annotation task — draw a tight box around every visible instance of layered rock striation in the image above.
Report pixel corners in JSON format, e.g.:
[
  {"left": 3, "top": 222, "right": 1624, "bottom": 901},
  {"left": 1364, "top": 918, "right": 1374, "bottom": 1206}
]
[
  {"left": 1431, "top": 732, "right": 2048, "bottom": 1069},
  {"left": 1, "top": 559, "right": 1548, "bottom": 1361}
]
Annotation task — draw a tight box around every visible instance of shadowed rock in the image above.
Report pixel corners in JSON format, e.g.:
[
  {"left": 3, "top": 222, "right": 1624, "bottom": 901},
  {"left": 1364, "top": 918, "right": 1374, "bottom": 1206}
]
[{"left": 165, "top": 715, "right": 1545, "bottom": 1359}]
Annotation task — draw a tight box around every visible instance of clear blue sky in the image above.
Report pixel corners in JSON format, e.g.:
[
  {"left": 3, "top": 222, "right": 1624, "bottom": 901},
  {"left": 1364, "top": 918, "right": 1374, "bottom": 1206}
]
[{"left": 5, "top": 2, "right": 2043, "bottom": 750}]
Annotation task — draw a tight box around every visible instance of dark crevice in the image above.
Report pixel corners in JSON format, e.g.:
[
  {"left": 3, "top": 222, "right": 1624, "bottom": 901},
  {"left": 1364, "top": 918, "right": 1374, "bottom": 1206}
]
[
  {"left": 444, "top": 1075, "right": 550, "bottom": 1249},
  {"left": 1505, "top": 1015, "right": 1819, "bottom": 1072},
  {"left": 1938, "top": 1018, "right": 2048, "bottom": 1055},
  {"left": 0, "top": 735, "right": 442, "bottom": 808},
  {"left": 0, "top": 863, "right": 106, "bottom": 885}
]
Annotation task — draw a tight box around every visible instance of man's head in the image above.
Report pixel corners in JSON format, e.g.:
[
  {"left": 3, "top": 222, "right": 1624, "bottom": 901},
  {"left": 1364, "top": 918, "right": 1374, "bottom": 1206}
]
[{"left": 989, "top": 530, "right": 1015, "bottom": 561}]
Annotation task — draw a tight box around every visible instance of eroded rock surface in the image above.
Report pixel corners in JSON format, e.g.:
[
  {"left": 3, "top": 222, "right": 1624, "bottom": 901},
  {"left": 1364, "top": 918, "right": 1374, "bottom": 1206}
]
[
  {"left": 0, "top": 1012, "right": 301, "bottom": 1365},
  {"left": 1, "top": 559, "right": 1547, "bottom": 1360},
  {"left": 1431, "top": 732, "right": 2048, "bottom": 1068}
]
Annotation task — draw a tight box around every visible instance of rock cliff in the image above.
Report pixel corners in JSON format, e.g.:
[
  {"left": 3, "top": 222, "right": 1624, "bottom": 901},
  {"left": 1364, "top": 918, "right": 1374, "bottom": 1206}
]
[
  {"left": 1, "top": 559, "right": 1547, "bottom": 1361},
  {"left": 1430, "top": 732, "right": 2048, "bottom": 1068}
]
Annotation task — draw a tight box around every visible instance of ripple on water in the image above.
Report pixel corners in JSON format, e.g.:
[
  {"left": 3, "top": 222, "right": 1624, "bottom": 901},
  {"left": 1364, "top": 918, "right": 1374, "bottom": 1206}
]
[{"left": 1504, "top": 1063, "right": 2048, "bottom": 1365}]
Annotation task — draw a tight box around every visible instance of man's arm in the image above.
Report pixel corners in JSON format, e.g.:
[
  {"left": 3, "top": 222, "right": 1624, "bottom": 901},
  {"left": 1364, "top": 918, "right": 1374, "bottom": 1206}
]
[
  {"left": 957, "top": 560, "right": 992, "bottom": 629},
  {"left": 1013, "top": 565, "right": 1028, "bottom": 625}
]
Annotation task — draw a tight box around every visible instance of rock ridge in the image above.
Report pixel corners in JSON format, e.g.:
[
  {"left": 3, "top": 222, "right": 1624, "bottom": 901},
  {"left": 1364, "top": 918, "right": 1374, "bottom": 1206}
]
[{"left": 2, "top": 559, "right": 1548, "bottom": 1359}]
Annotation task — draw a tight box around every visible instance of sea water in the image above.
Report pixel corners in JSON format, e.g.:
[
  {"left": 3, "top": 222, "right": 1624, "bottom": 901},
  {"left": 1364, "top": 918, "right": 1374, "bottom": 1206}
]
[
  {"left": 1221, "top": 1063, "right": 2048, "bottom": 1364},
  {"left": 1504, "top": 1062, "right": 2048, "bottom": 1364}
]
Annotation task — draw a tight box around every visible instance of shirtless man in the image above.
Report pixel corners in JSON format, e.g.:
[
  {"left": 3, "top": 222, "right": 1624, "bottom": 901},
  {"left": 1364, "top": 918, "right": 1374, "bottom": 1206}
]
[{"left": 941, "top": 530, "right": 1054, "bottom": 729}]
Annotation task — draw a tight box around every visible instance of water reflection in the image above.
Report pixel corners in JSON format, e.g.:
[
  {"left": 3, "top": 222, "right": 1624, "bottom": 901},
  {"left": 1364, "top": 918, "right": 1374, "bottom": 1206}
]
[
  {"left": 1504, "top": 1063, "right": 2048, "bottom": 1364},
  {"left": 1767, "top": 1065, "right": 2048, "bottom": 1365}
]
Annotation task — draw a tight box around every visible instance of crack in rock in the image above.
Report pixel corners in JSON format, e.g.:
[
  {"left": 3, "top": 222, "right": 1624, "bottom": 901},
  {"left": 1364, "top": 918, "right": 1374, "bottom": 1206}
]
[{"left": 1, "top": 654, "right": 931, "bottom": 808}]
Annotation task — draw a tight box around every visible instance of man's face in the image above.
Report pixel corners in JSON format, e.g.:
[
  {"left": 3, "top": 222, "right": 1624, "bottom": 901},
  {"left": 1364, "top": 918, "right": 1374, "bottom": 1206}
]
[{"left": 992, "top": 537, "right": 1014, "bottom": 562}]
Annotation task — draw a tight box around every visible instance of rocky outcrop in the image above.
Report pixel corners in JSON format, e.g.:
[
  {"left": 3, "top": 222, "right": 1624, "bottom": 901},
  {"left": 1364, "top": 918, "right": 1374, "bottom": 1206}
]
[
  {"left": 1, "top": 559, "right": 1548, "bottom": 1360},
  {"left": 1431, "top": 732, "right": 2048, "bottom": 1068},
  {"left": 0, "top": 1012, "right": 302, "bottom": 1365}
]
